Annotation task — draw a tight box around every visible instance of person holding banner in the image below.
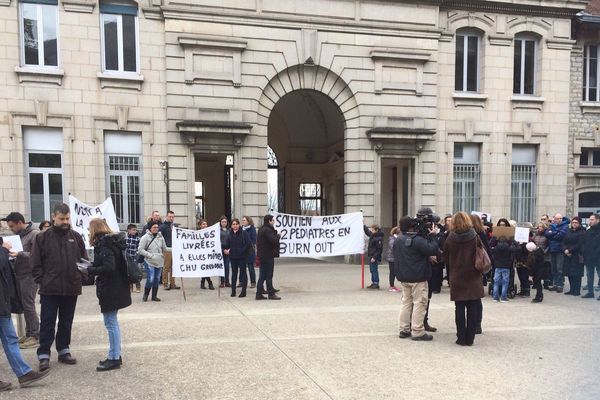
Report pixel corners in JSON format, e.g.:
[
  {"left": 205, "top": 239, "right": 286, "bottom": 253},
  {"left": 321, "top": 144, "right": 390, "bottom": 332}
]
[
  {"left": 137, "top": 222, "right": 167, "bottom": 302},
  {"left": 363, "top": 224, "right": 384, "bottom": 290},
  {"left": 219, "top": 216, "right": 231, "bottom": 288},
  {"left": 228, "top": 219, "right": 252, "bottom": 298},
  {"left": 86, "top": 219, "right": 132, "bottom": 371},
  {"left": 256, "top": 215, "right": 281, "bottom": 300},
  {"left": 197, "top": 219, "right": 215, "bottom": 290},
  {"left": 242, "top": 216, "right": 257, "bottom": 289},
  {"left": 160, "top": 211, "right": 180, "bottom": 291}
]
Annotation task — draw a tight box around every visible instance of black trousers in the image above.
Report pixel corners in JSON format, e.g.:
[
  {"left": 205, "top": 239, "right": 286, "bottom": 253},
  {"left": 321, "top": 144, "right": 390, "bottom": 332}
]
[
  {"left": 257, "top": 258, "right": 275, "bottom": 294},
  {"left": 37, "top": 294, "right": 78, "bottom": 359},
  {"left": 567, "top": 276, "right": 582, "bottom": 295},
  {"left": 533, "top": 276, "right": 543, "bottom": 300},
  {"left": 230, "top": 258, "right": 247, "bottom": 293},
  {"left": 455, "top": 299, "right": 480, "bottom": 345},
  {"left": 430, "top": 263, "right": 444, "bottom": 293},
  {"left": 516, "top": 267, "right": 530, "bottom": 291},
  {"left": 388, "top": 262, "right": 395, "bottom": 287}
]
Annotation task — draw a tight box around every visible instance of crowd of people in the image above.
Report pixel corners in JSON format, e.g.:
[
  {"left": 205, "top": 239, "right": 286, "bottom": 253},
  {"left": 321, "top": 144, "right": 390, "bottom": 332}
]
[
  {"left": 0, "top": 203, "right": 284, "bottom": 390},
  {"left": 365, "top": 209, "right": 600, "bottom": 346},
  {"left": 1, "top": 201, "right": 599, "bottom": 390}
]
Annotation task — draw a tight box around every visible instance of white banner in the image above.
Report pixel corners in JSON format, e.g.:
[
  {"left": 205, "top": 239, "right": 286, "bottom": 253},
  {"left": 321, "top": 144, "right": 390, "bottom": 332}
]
[
  {"left": 273, "top": 212, "right": 364, "bottom": 257},
  {"left": 172, "top": 223, "right": 224, "bottom": 278},
  {"left": 69, "top": 195, "right": 119, "bottom": 249}
]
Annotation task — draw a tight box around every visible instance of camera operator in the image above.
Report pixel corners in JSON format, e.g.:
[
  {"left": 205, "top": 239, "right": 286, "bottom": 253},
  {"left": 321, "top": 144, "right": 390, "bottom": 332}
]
[{"left": 394, "top": 214, "right": 440, "bottom": 341}]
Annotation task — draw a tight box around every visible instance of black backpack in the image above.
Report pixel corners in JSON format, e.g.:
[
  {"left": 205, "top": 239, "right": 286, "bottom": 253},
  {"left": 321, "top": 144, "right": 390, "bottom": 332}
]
[{"left": 122, "top": 249, "right": 142, "bottom": 284}]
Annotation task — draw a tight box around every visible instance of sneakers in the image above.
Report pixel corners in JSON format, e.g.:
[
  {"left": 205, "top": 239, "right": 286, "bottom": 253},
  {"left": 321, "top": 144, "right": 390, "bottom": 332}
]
[
  {"left": 388, "top": 286, "right": 399, "bottom": 292},
  {"left": 411, "top": 333, "right": 433, "bottom": 341},
  {"left": 96, "top": 358, "right": 121, "bottom": 372},
  {"left": 39, "top": 359, "right": 49, "bottom": 371},
  {"left": 582, "top": 293, "right": 595, "bottom": 299},
  {"left": 0, "top": 381, "right": 11, "bottom": 392},
  {"left": 548, "top": 286, "right": 557, "bottom": 292},
  {"left": 399, "top": 331, "right": 411, "bottom": 339},
  {"left": 556, "top": 287, "right": 563, "bottom": 293},
  {"left": 500, "top": 299, "right": 509, "bottom": 303},
  {"left": 367, "top": 284, "right": 380, "bottom": 290},
  {"left": 19, "top": 336, "right": 39, "bottom": 349},
  {"left": 18, "top": 369, "right": 49, "bottom": 387},
  {"left": 493, "top": 298, "right": 499, "bottom": 302}
]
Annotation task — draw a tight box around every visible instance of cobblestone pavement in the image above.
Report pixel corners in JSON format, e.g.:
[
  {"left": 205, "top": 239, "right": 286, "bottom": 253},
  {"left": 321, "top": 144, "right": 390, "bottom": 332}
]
[{"left": 3, "top": 259, "right": 599, "bottom": 400}]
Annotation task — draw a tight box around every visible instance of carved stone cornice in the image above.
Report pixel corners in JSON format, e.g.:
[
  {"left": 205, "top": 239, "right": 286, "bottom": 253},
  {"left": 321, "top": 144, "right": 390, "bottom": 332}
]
[{"left": 440, "top": 0, "right": 587, "bottom": 18}]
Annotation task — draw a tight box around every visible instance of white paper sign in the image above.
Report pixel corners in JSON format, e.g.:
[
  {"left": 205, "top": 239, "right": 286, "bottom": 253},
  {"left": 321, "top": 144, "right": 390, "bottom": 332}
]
[
  {"left": 273, "top": 212, "right": 364, "bottom": 257},
  {"left": 69, "top": 195, "right": 119, "bottom": 248},
  {"left": 514, "top": 227, "right": 530, "bottom": 244},
  {"left": 172, "top": 223, "right": 224, "bottom": 278},
  {"left": 2, "top": 235, "right": 23, "bottom": 253}
]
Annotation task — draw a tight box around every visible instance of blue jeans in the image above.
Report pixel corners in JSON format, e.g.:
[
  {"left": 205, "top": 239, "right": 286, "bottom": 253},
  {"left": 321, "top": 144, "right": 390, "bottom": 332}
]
[
  {"left": 493, "top": 268, "right": 510, "bottom": 300},
  {"left": 0, "top": 316, "right": 32, "bottom": 377},
  {"left": 550, "top": 252, "right": 564, "bottom": 288},
  {"left": 102, "top": 311, "right": 121, "bottom": 360},
  {"left": 144, "top": 262, "right": 163, "bottom": 289},
  {"left": 369, "top": 260, "right": 379, "bottom": 284}
]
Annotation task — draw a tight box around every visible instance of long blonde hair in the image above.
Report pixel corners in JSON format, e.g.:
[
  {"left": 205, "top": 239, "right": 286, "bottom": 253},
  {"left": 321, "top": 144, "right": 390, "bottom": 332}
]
[
  {"left": 451, "top": 212, "right": 473, "bottom": 233},
  {"left": 89, "top": 218, "right": 113, "bottom": 246}
]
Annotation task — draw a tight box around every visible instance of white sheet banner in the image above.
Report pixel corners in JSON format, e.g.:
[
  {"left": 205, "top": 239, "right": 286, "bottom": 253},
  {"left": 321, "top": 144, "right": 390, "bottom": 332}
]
[
  {"left": 273, "top": 212, "right": 364, "bottom": 257},
  {"left": 69, "top": 195, "right": 119, "bottom": 249},
  {"left": 172, "top": 223, "right": 224, "bottom": 278}
]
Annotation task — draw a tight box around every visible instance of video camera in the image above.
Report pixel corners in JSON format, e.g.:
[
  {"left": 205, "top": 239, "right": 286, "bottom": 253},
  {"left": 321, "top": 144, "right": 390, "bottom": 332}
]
[{"left": 409, "top": 207, "right": 441, "bottom": 237}]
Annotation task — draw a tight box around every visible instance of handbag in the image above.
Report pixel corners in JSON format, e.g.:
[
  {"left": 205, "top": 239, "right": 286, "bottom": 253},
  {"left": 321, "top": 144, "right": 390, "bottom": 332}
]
[
  {"left": 474, "top": 236, "right": 492, "bottom": 274},
  {"left": 136, "top": 236, "right": 156, "bottom": 264}
]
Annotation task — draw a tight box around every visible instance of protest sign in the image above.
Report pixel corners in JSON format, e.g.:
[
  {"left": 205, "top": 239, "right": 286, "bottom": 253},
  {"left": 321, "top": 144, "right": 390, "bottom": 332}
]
[
  {"left": 492, "top": 226, "right": 515, "bottom": 239},
  {"left": 69, "top": 195, "right": 119, "bottom": 248},
  {"left": 471, "top": 211, "right": 493, "bottom": 224},
  {"left": 514, "top": 227, "right": 530, "bottom": 243},
  {"left": 172, "top": 223, "right": 224, "bottom": 278},
  {"left": 2, "top": 235, "right": 23, "bottom": 253},
  {"left": 273, "top": 212, "right": 364, "bottom": 257}
]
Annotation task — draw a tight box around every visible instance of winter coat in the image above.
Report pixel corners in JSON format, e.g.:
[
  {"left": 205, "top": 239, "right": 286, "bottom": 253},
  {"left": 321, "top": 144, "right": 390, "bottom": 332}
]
[
  {"left": 393, "top": 233, "right": 438, "bottom": 283},
  {"left": 228, "top": 229, "right": 251, "bottom": 260},
  {"left": 387, "top": 234, "right": 397, "bottom": 262},
  {"left": 364, "top": 226, "right": 384, "bottom": 262},
  {"left": 544, "top": 217, "right": 570, "bottom": 253},
  {"left": 159, "top": 220, "right": 173, "bottom": 248},
  {"left": 87, "top": 234, "right": 132, "bottom": 313},
  {"left": 220, "top": 228, "right": 231, "bottom": 251},
  {"left": 443, "top": 229, "right": 484, "bottom": 302},
  {"left": 243, "top": 225, "right": 257, "bottom": 264},
  {"left": 532, "top": 233, "right": 550, "bottom": 262},
  {"left": 562, "top": 226, "right": 586, "bottom": 278},
  {"left": 31, "top": 226, "right": 87, "bottom": 296},
  {"left": 583, "top": 224, "right": 600, "bottom": 266},
  {"left": 527, "top": 248, "right": 545, "bottom": 280},
  {"left": 141, "top": 219, "right": 161, "bottom": 236},
  {"left": 0, "top": 247, "right": 23, "bottom": 317},
  {"left": 137, "top": 232, "right": 167, "bottom": 268},
  {"left": 13, "top": 222, "right": 39, "bottom": 280},
  {"left": 257, "top": 224, "right": 280, "bottom": 260},
  {"left": 491, "top": 239, "right": 518, "bottom": 269}
]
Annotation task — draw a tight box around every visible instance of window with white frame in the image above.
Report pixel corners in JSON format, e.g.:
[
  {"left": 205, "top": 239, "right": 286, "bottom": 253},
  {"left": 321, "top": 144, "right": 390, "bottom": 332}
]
[
  {"left": 195, "top": 181, "right": 204, "bottom": 221},
  {"left": 23, "top": 127, "right": 64, "bottom": 222},
  {"left": 455, "top": 30, "right": 481, "bottom": 92},
  {"left": 513, "top": 35, "right": 537, "bottom": 95},
  {"left": 100, "top": 2, "right": 139, "bottom": 74},
  {"left": 580, "top": 148, "right": 600, "bottom": 167},
  {"left": 453, "top": 143, "right": 480, "bottom": 213},
  {"left": 583, "top": 45, "right": 600, "bottom": 102},
  {"left": 19, "top": 0, "right": 59, "bottom": 68},
  {"left": 299, "top": 183, "right": 322, "bottom": 216},
  {"left": 104, "top": 132, "right": 142, "bottom": 224},
  {"left": 511, "top": 145, "right": 537, "bottom": 223}
]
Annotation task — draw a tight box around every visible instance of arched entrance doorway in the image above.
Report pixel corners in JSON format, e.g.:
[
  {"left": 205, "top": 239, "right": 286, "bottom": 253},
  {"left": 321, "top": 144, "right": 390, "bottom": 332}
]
[{"left": 267, "top": 89, "right": 345, "bottom": 216}]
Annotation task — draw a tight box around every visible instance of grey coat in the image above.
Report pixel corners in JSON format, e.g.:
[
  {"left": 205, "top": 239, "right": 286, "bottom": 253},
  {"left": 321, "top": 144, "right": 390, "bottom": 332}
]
[{"left": 138, "top": 232, "right": 167, "bottom": 268}]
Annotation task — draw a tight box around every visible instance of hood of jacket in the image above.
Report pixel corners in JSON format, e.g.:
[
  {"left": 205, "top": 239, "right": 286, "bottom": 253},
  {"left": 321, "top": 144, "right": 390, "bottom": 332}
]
[
  {"left": 447, "top": 229, "right": 477, "bottom": 243},
  {"left": 18, "top": 222, "right": 34, "bottom": 238},
  {"left": 98, "top": 232, "right": 126, "bottom": 251}
]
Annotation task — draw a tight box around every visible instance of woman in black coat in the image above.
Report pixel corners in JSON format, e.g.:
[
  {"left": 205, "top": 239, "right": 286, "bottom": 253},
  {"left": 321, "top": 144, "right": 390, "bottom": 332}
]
[
  {"left": 562, "top": 217, "right": 586, "bottom": 296},
  {"left": 87, "top": 219, "right": 132, "bottom": 372},
  {"left": 228, "top": 218, "right": 252, "bottom": 298}
]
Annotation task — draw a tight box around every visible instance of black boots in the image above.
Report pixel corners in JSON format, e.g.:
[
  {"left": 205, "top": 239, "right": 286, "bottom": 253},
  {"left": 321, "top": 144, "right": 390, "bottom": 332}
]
[
  {"left": 238, "top": 287, "right": 247, "bottom": 298},
  {"left": 96, "top": 358, "right": 121, "bottom": 372},
  {"left": 151, "top": 286, "right": 161, "bottom": 301},
  {"left": 143, "top": 287, "right": 150, "bottom": 302},
  {"left": 208, "top": 279, "right": 215, "bottom": 290},
  {"left": 424, "top": 322, "right": 437, "bottom": 332},
  {"left": 200, "top": 279, "right": 206, "bottom": 289}
]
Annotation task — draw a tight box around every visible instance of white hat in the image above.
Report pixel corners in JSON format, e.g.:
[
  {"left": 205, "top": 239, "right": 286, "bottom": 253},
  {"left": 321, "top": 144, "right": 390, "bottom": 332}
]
[{"left": 525, "top": 242, "right": 537, "bottom": 252}]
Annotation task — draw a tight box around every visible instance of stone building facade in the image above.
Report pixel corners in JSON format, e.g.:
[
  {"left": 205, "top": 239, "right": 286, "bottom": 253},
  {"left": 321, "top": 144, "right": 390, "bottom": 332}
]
[{"left": 0, "top": 0, "right": 591, "bottom": 229}]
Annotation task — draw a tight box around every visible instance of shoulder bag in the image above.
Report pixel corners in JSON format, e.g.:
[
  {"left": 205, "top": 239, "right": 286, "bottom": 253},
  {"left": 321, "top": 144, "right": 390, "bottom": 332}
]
[{"left": 474, "top": 236, "right": 492, "bottom": 274}]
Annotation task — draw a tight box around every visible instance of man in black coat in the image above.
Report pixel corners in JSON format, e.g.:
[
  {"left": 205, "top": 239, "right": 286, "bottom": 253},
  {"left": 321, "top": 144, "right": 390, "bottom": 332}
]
[
  {"left": 394, "top": 216, "right": 439, "bottom": 341},
  {"left": 0, "top": 239, "right": 49, "bottom": 390},
  {"left": 582, "top": 213, "right": 600, "bottom": 299},
  {"left": 256, "top": 215, "right": 281, "bottom": 300}
]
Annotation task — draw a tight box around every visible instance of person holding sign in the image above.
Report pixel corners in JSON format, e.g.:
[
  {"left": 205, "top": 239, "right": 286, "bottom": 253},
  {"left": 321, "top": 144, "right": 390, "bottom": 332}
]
[
  {"left": 86, "top": 219, "right": 132, "bottom": 371},
  {"left": 137, "top": 222, "right": 167, "bottom": 302},
  {"left": 228, "top": 219, "right": 252, "bottom": 298},
  {"left": 31, "top": 203, "right": 87, "bottom": 371},
  {"left": 256, "top": 215, "right": 281, "bottom": 300},
  {"left": 197, "top": 219, "right": 215, "bottom": 290}
]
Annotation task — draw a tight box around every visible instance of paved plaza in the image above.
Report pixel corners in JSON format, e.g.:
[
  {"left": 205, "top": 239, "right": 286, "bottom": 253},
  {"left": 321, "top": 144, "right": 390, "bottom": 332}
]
[{"left": 3, "top": 259, "right": 599, "bottom": 400}]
